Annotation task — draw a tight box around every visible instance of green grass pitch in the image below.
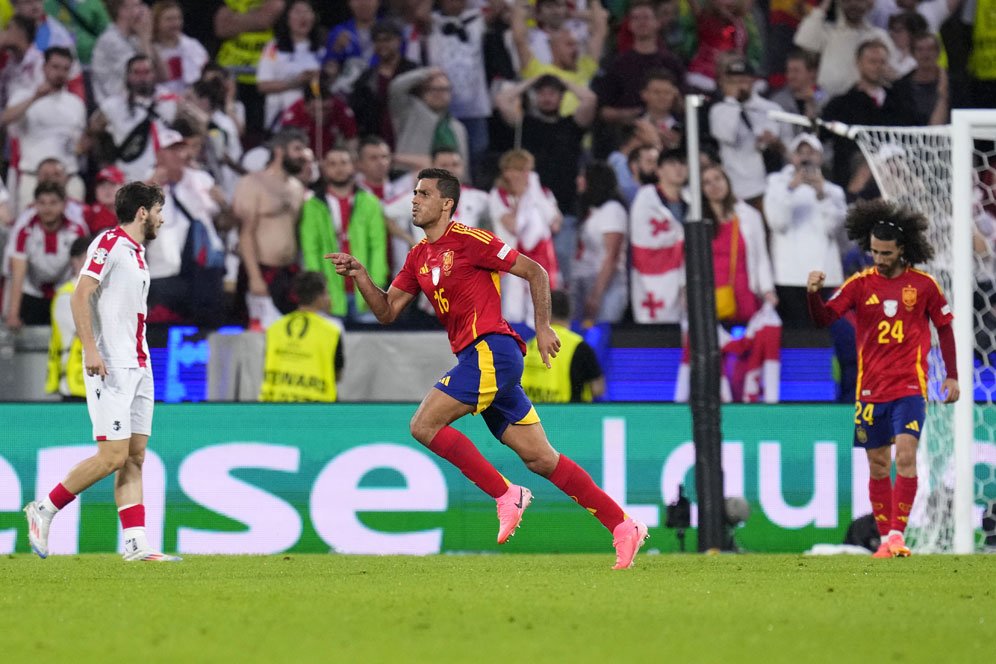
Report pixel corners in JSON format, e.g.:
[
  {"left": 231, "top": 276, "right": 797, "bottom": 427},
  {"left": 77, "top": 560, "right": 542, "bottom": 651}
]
[{"left": 2, "top": 553, "right": 993, "bottom": 663}]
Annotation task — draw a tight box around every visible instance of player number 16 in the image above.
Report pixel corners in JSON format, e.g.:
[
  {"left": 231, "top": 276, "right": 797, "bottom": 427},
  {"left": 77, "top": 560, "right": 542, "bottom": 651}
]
[{"left": 433, "top": 288, "right": 450, "bottom": 314}]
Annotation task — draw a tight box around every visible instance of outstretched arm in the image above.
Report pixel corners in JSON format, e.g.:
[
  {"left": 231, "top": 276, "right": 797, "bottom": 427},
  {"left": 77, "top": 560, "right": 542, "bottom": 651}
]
[
  {"left": 325, "top": 252, "right": 415, "bottom": 324},
  {"left": 508, "top": 254, "right": 561, "bottom": 367}
]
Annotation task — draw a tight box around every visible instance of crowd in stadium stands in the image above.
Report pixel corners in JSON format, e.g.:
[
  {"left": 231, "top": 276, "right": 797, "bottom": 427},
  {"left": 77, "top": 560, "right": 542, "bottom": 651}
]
[{"left": 0, "top": 0, "right": 994, "bottom": 403}]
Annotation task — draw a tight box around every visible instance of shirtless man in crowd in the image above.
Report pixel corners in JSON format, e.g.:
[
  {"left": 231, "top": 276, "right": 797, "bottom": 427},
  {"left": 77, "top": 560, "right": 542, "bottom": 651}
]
[{"left": 234, "top": 128, "right": 308, "bottom": 328}]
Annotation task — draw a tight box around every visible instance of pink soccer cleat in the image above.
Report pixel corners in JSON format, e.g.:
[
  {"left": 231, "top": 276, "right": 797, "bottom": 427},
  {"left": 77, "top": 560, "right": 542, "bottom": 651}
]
[
  {"left": 612, "top": 517, "right": 649, "bottom": 570},
  {"left": 886, "top": 532, "right": 911, "bottom": 558},
  {"left": 496, "top": 484, "right": 533, "bottom": 544}
]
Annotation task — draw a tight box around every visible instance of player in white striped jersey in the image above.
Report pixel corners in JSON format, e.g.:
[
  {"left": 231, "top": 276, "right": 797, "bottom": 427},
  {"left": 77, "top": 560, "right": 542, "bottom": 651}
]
[{"left": 23, "top": 182, "right": 181, "bottom": 562}]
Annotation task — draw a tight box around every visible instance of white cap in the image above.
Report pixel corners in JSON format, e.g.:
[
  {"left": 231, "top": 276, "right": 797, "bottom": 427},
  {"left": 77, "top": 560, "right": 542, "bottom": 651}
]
[
  {"left": 158, "top": 128, "right": 185, "bottom": 150},
  {"left": 789, "top": 132, "right": 822, "bottom": 154}
]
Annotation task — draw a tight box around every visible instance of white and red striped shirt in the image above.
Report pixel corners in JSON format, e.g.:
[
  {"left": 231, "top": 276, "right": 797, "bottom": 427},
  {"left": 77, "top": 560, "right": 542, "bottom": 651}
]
[
  {"left": 79, "top": 227, "right": 150, "bottom": 368},
  {"left": 11, "top": 215, "right": 87, "bottom": 298}
]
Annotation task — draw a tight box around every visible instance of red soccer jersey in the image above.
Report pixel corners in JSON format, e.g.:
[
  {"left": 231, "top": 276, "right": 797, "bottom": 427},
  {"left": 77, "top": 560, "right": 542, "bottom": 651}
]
[
  {"left": 825, "top": 266, "right": 953, "bottom": 402},
  {"left": 392, "top": 222, "right": 525, "bottom": 354}
]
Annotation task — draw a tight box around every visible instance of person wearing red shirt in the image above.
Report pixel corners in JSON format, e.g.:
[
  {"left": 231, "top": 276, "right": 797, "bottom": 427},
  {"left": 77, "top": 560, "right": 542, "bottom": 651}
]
[
  {"left": 83, "top": 166, "right": 125, "bottom": 234},
  {"left": 326, "top": 168, "right": 649, "bottom": 569},
  {"left": 808, "top": 200, "right": 960, "bottom": 558}
]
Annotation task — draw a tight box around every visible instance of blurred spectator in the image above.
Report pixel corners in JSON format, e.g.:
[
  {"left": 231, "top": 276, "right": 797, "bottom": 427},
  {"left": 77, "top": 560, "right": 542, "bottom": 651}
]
[
  {"left": 388, "top": 66, "right": 469, "bottom": 173},
  {"left": 13, "top": 0, "right": 75, "bottom": 54},
  {"left": 4, "top": 181, "right": 86, "bottom": 328},
  {"left": 91, "top": 53, "right": 180, "bottom": 183},
  {"left": 0, "top": 15, "right": 43, "bottom": 107},
  {"left": 279, "top": 71, "right": 359, "bottom": 158},
  {"left": 595, "top": 0, "right": 684, "bottom": 133},
  {"left": 886, "top": 10, "right": 927, "bottom": 77},
  {"left": 489, "top": 148, "right": 561, "bottom": 324},
  {"left": 570, "top": 161, "right": 628, "bottom": 324},
  {"left": 294, "top": 146, "right": 318, "bottom": 188},
  {"left": 43, "top": 0, "right": 110, "bottom": 65},
  {"left": 763, "top": 133, "right": 846, "bottom": 327},
  {"left": 188, "top": 76, "right": 244, "bottom": 200},
  {"left": 146, "top": 128, "right": 231, "bottom": 327},
  {"left": 629, "top": 148, "right": 687, "bottom": 324},
  {"left": 213, "top": 0, "right": 285, "bottom": 142},
  {"left": 9, "top": 158, "right": 86, "bottom": 232},
  {"left": 891, "top": 31, "right": 949, "bottom": 125},
  {"left": 256, "top": 0, "right": 322, "bottom": 134},
  {"left": 349, "top": 19, "right": 417, "bottom": 149},
  {"left": 352, "top": 135, "right": 417, "bottom": 273},
  {"left": 91, "top": 0, "right": 162, "bottom": 105},
  {"left": 152, "top": 0, "right": 208, "bottom": 97},
  {"left": 397, "top": 0, "right": 432, "bottom": 65},
  {"left": 259, "top": 271, "right": 344, "bottom": 403},
  {"left": 870, "top": 0, "right": 961, "bottom": 32},
  {"left": 519, "top": 0, "right": 571, "bottom": 67},
  {"left": 494, "top": 73, "right": 594, "bottom": 280},
  {"left": 708, "top": 58, "right": 785, "bottom": 210},
  {"left": 766, "top": 0, "right": 818, "bottom": 88},
  {"left": 794, "top": 0, "right": 896, "bottom": 98},
  {"left": 83, "top": 166, "right": 125, "bottom": 234},
  {"left": 965, "top": 0, "right": 996, "bottom": 108},
  {"left": 635, "top": 69, "right": 684, "bottom": 151},
  {"left": 200, "top": 61, "right": 246, "bottom": 139},
  {"left": 770, "top": 48, "right": 827, "bottom": 131},
  {"left": 1, "top": 46, "right": 84, "bottom": 214},
  {"left": 233, "top": 128, "right": 309, "bottom": 329},
  {"left": 323, "top": 0, "right": 379, "bottom": 94},
  {"left": 509, "top": 0, "right": 607, "bottom": 117},
  {"left": 702, "top": 163, "right": 776, "bottom": 325},
  {"left": 45, "top": 234, "right": 88, "bottom": 401},
  {"left": 427, "top": 0, "right": 490, "bottom": 182},
  {"left": 521, "top": 289, "right": 604, "bottom": 402},
  {"left": 822, "top": 39, "right": 912, "bottom": 186},
  {"left": 609, "top": 136, "right": 660, "bottom": 206},
  {"left": 685, "top": 0, "right": 759, "bottom": 92},
  {"left": 299, "top": 147, "right": 388, "bottom": 321}
]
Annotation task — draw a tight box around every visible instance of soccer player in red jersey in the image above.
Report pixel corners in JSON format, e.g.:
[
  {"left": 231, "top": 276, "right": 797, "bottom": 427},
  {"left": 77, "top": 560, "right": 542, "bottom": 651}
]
[
  {"left": 807, "top": 200, "right": 960, "bottom": 558},
  {"left": 23, "top": 182, "right": 181, "bottom": 562},
  {"left": 327, "top": 168, "right": 649, "bottom": 569}
]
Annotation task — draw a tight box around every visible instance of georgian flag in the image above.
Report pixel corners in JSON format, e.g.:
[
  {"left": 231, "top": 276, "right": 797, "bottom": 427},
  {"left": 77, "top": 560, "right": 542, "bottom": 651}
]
[{"left": 628, "top": 185, "right": 685, "bottom": 323}]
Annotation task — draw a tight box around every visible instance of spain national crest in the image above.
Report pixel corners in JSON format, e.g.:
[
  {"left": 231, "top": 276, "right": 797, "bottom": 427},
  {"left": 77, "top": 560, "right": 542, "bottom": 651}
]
[
  {"left": 902, "top": 285, "right": 917, "bottom": 310},
  {"left": 883, "top": 299, "right": 898, "bottom": 317},
  {"left": 441, "top": 250, "right": 455, "bottom": 276}
]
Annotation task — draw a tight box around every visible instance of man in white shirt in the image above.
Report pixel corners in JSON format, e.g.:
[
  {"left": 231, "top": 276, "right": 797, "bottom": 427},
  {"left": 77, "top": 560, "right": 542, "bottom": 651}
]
[
  {"left": 762, "top": 133, "right": 847, "bottom": 326},
  {"left": 91, "top": 53, "right": 179, "bottom": 183},
  {"left": 90, "top": 0, "right": 161, "bottom": 104},
  {"left": 1, "top": 46, "right": 86, "bottom": 214},
  {"left": 24, "top": 181, "right": 182, "bottom": 562},
  {"left": 708, "top": 59, "right": 786, "bottom": 209}
]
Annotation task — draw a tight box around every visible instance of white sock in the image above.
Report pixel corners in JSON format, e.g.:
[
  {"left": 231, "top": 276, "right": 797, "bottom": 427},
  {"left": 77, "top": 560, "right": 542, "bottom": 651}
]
[
  {"left": 40, "top": 497, "right": 58, "bottom": 515},
  {"left": 123, "top": 526, "right": 149, "bottom": 549},
  {"left": 888, "top": 529, "right": 903, "bottom": 539}
]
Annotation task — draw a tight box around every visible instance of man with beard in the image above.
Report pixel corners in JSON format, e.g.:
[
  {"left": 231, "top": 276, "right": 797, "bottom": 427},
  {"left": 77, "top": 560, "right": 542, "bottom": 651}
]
[
  {"left": 299, "top": 146, "right": 387, "bottom": 321},
  {"left": 90, "top": 53, "right": 180, "bottom": 183},
  {"left": 24, "top": 181, "right": 182, "bottom": 562},
  {"left": 233, "top": 127, "right": 308, "bottom": 329},
  {"left": 1, "top": 46, "right": 85, "bottom": 213}
]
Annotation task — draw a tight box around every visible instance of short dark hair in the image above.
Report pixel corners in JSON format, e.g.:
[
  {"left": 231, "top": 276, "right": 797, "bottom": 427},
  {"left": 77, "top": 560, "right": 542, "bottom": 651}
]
[
  {"left": 642, "top": 68, "right": 678, "bottom": 90},
  {"left": 551, "top": 290, "right": 571, "bottom": 320},
  {"left": 627, "top": 144, "right": 657, "bottom": 169},
  {"left": 115, "top": 182, "right": 165, "bottom": 225},
  {"left": 269, "top": 127, "right": 308, "bottom": 152},
  {"left": 658, "top": 147, "right": 686, "bottom": 165},
  {"left": 431, "top": 146, "right": 461, "bottom": 162},
  {"left": 856, "top": 39, "right": 890, "bottom": 60},
  {"left": 785, "top": 47, "right": 818, "bottom": 71},
  {"left": 70, "top": 236, "right": 91, "bottom": 258},
  {"left": 9, "top": 15, "right": 36, "bottom": 44},
  {"left": 34, "top": 180, "right": 66, "bottom": 201},
  {"left": 126, "top": 53, "right": 150, "bottom": 74},
  {"left": 533, "top": 74, "right": 566, "bottom": 93},
  {"left": 293, "top": 271, "right": 327, "bottom": 306},
  {"left": 43, "top": 46, "right": 73, "bottom": 64},
  {"left": 358, "top": 135, "right": 388, "bottom": 154},
  {"left": 416, "top": 168, "right": 461, "bottom": 212}
]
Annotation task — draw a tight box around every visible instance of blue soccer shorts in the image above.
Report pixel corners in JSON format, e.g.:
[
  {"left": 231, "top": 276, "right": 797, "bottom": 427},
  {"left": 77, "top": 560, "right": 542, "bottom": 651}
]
[
  {"left": 434, "top": 333, "right": 540, "bottom": 440},
  {"left": 853, "top": 395, "right": 926, "bottom": 449}
]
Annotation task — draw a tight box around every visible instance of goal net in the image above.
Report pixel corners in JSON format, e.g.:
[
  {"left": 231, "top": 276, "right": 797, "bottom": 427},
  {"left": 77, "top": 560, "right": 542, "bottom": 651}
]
[{"left": 851, "top": 111, "right": 996, "bottom": 553}]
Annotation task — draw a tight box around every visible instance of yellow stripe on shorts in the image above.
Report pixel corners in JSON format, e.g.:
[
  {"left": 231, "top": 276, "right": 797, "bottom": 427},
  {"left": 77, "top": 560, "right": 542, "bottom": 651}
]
[{"left": 475, "top": 339, "right": 498, "bottom": 414}]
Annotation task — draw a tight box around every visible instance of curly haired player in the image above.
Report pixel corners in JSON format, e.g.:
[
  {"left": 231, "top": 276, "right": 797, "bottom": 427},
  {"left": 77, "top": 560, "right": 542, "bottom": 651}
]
[{"left": 808, "top": 200, "right": 960, "bottom": 558}]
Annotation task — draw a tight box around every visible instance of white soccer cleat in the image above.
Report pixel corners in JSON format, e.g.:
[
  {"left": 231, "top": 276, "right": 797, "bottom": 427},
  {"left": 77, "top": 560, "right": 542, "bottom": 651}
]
[
  {"left": 24, "top": 501, "right": 53, "bottom": 559},
  {"left": 122, "top": 537, "right": 182, "bottom": 562}
]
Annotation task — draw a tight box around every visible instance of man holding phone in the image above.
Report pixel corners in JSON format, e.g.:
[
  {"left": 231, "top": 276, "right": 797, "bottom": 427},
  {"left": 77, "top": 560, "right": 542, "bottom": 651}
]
[{"left": 762, "top": 133, "right": 848, "bottom": 326}]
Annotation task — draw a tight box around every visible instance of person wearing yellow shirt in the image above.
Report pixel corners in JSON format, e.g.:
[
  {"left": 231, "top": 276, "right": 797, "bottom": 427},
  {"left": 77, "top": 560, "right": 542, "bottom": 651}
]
[
  {"left": 46, "top": 235, "right": 90, "bottom": 401},
  {"left": 259, "top": 271, "right": 344, "bottom": 402},
  {"left": 522, "top": 290, "right": 605, "bottom": 402},
  {"left": 508, "top": 0, "right": 608, "bottom": 116}
]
